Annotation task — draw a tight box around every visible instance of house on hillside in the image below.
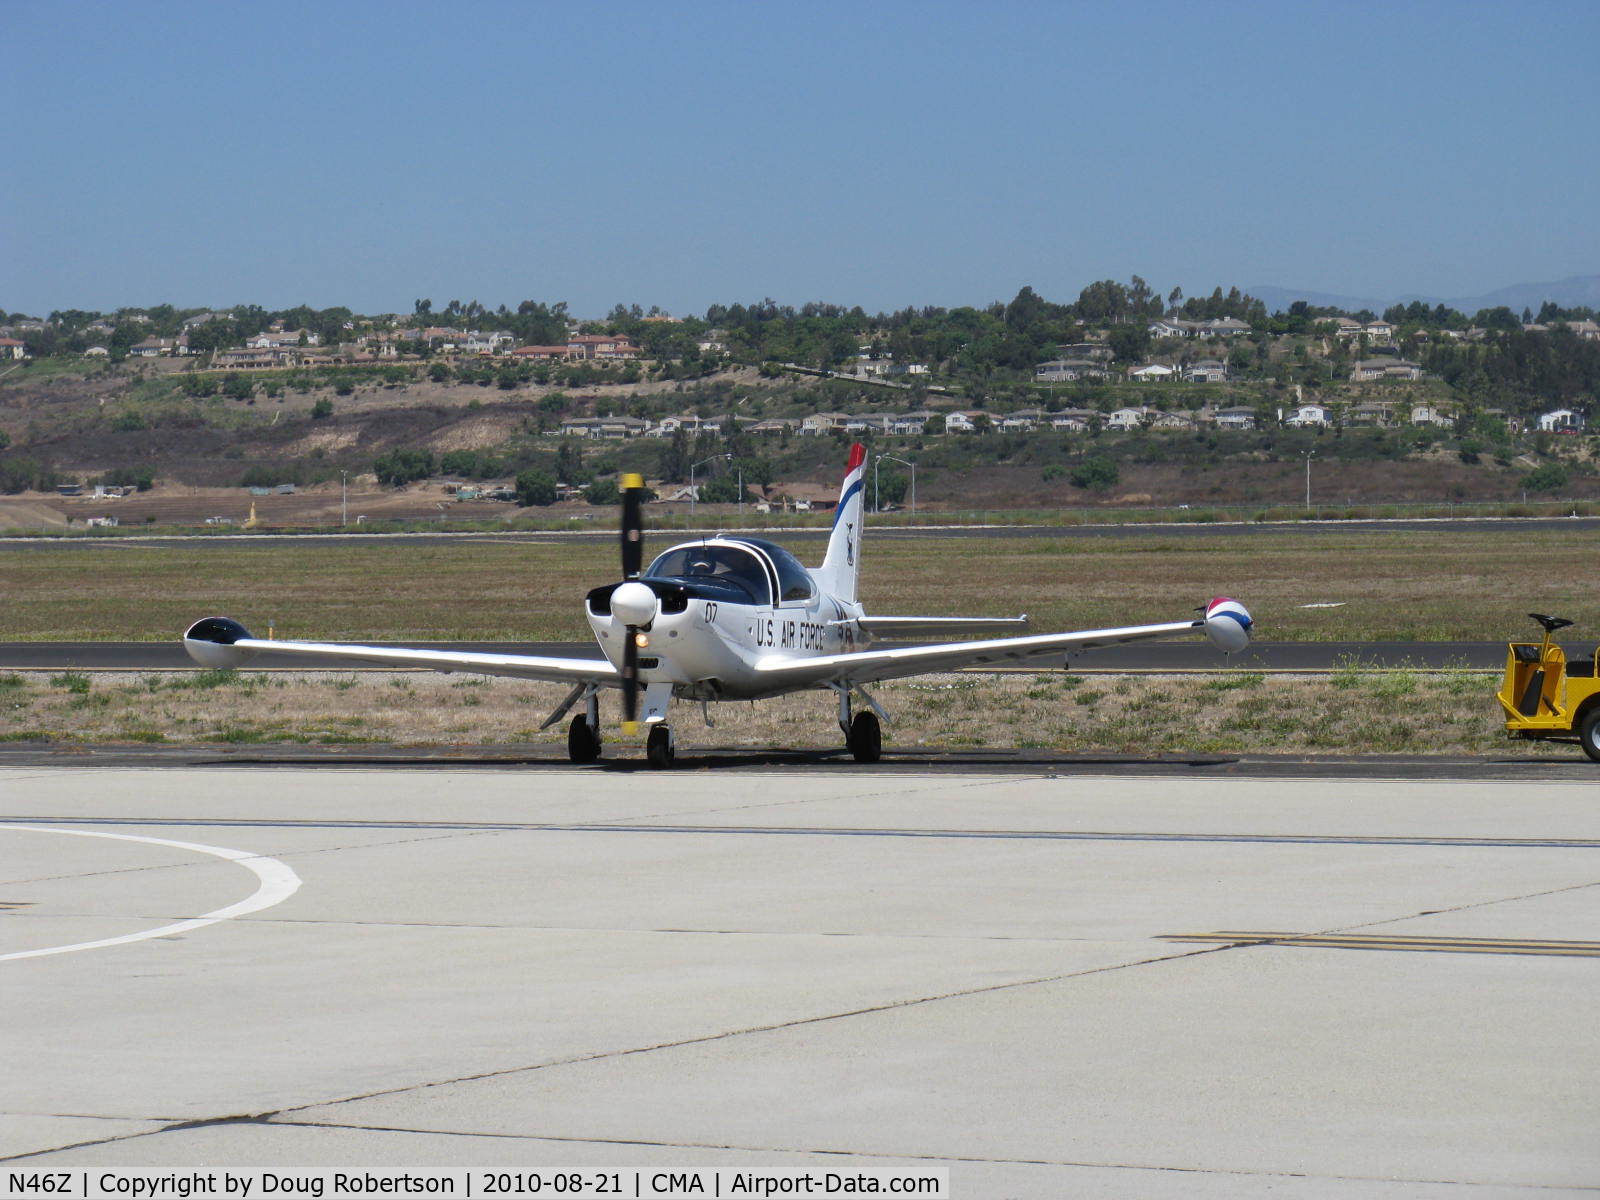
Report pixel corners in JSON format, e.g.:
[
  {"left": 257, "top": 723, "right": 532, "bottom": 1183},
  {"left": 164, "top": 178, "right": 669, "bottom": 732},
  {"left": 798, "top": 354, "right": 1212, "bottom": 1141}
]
[
  {"left": 1107, "top": 406, "right": 1153, "bottom": 430},
  {"left": 1347, "top": 403, "right": 1393, "bottom": 427},
  {"left": 1128, "top": 363, "right": 1176, "bottom": 382},
  {"left": 1410, "top": 404, "right": 1452, "bottom": 427},
  {"left": 129, "top": 336, "right": 187, "bottom": 357},
  {"left": 1148, "top": 318, "right": 1199, "bottom": 338},
  {"left": 560, "top": 415, "right": 648, "bottom": 439},
  {"left": 1538, "top": 409, "right": 1586, "bottom": 432},
  {"left": 1351, "top": 358, "right": 1423, "bottom": 382},
  {"left": 800, "top": 412, "right": 850, "bottom": 435},
  {"left": 944, "top": 410, "right": 986, "bottom": 433},
  {"left": 465, "top": 331, "right": 514, "bottom": 355},
  {"left": 1047, "top": 408, "right": 1097, "bottom": 431},
  {"left": 567, "top": 334, "right": 638, "bottom": 361},
  {"left": 1285, "top": 403, "right": 1331, "bottom": 427},
  {"left": 1213, "top": 405, "right": 1258, "bottom": 430},
  {"left": 1034, "top": 358, "right": 1110, "bottom": 382},
  {"left": 748, "top": 418, "right": 799, "bottom": 436},
  {"left": 0, "top": 337, "right": 27, "bottom": 359},
  {"left": 1184, "top": 359, "right": 1228, "bottom": 383},
  {"left": 888, "top": 411, "right": 931, "bottom": 435}
]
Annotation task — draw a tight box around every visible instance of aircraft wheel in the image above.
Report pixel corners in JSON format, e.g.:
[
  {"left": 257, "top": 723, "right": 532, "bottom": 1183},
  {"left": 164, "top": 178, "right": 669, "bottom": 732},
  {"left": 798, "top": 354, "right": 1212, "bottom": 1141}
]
[
  {"left": 567, "top": 715, "right": 601, "bottom": 764},
  {"left": 646, "top": 725, "right": 676, "bottom": 769},
  {"left": 848, "top": 710, "right": 882, "bottom": 763},
  {"left": 1579, "top": 706, "right": 1600, "bottom": 764}
]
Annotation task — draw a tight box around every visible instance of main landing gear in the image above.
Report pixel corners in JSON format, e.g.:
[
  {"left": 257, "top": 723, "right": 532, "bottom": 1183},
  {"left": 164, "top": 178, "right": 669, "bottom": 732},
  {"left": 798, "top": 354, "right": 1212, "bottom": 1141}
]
[
  {"left": 837, "top": 686, "right": 883, "bottom": 763},
  {"left": 848, "top": 711, "right": 882, "bottom": 763}
]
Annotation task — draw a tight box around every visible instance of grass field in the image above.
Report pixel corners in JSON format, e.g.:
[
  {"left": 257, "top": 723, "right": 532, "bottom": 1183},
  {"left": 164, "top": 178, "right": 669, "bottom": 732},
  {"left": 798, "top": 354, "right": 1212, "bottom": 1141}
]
[
  {"left": 2, "top": 525, "right": 1596, "bottom": 643},
  {"left": 0, "top": 666, "right": 1578, "bottom": 759}
]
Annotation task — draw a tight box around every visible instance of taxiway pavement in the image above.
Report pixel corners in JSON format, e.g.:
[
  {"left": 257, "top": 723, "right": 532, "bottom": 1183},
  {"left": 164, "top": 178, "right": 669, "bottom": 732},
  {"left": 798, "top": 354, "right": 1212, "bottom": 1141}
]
[{"left": 4, "top": 765, "right": 1598, "bottom": 1195}]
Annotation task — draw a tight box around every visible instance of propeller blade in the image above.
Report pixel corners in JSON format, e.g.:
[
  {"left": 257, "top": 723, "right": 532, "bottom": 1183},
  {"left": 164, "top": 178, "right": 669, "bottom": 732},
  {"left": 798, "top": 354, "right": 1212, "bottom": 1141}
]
[
  {"left": 620, "top": 472, "right": 644, "bottom": 579},
  {"left": 620, "top": 628, "right": 640, "bottom": 735}
]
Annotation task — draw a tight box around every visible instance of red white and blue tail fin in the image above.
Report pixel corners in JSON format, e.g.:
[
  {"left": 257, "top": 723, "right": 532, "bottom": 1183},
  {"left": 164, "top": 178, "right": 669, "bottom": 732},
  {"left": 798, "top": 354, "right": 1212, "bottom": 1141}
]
[{"left": 817, "top": 442, "right": 866, "bottom": 604}]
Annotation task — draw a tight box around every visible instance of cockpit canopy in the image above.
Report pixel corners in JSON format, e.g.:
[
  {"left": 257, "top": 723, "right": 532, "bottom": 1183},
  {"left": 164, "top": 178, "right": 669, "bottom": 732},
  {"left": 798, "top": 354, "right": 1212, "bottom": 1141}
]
[{"left": 644, "top": 538, "right": 815, "bottom": 607}]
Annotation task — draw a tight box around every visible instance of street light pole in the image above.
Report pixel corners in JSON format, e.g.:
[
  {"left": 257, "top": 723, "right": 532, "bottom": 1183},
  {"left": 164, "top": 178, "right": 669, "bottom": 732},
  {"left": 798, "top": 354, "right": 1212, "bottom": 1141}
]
[
  {"left": 690, "top": 452, "right": 732, "bottom": 516},
  {"left": 874, "top": 453, "right": 916, "bottom": 515},
  {"left": 1302, "top": 449, "right": 1315, "bottom": 507},
  {"left": 340, "top": 470, "right": 348, "bottom": 526}
]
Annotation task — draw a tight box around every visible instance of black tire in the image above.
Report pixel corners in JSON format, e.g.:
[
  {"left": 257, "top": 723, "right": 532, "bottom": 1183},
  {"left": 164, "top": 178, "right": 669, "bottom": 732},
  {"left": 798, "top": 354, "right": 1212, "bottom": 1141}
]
[
  {"left": 1579, "top": 706, "right": 1600, "bottom": 764},
  {"left": 646, "top": 726, "right": 675, "bottom": 768},
  {"left": 567, "top": 715, "right": 600, "bottom": 764},
  {"left": 849, "top": 710, "right": 882, "bottom": 763}
]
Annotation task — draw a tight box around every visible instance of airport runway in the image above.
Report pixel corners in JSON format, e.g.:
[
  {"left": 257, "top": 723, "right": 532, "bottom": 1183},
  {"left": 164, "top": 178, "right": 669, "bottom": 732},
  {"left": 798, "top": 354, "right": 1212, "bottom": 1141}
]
[
  {"left": 0, "top": 639, "right": 1513, "bottom": 671},
  {"left": 4, "top": 763, "right": 1598, "bottom": 1194}
]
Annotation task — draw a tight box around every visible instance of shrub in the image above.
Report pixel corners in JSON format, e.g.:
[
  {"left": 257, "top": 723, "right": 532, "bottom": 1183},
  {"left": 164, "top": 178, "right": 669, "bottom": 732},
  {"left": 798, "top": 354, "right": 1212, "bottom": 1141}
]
[
  {"left": 310, "top": 398, "right": 334, "bottom": 419},
  {"left": 1521, "top": 462, "right": 1569, "bottom": 493},
  {"left": 1069, "top": 454, "right": 1120, "bottom": 491}
]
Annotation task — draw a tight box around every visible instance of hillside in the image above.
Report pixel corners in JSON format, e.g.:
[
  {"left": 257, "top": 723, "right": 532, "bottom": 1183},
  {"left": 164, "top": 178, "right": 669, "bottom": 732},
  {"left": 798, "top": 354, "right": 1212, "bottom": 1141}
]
[{"left": 1, "top": 357, "right": 1596, "bottom": 528}]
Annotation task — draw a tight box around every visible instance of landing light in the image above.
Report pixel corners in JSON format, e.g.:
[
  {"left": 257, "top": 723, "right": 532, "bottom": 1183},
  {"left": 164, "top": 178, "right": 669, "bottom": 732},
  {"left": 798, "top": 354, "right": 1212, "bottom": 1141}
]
[{"left": 635, "top": 632, "right": 650, "bottom": 649}]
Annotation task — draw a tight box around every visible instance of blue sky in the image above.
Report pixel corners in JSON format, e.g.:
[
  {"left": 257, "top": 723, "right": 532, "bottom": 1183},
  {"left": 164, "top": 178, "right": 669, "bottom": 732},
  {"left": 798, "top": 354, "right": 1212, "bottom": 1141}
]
[{"left": 4, "top": 0, "right": 1597, "bottom": 317}]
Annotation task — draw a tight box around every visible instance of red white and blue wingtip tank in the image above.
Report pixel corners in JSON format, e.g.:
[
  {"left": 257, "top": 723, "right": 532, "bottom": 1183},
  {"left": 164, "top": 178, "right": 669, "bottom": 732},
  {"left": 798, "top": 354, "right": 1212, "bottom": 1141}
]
[{"left": 1203, "top": 597, "right": 1254, "bottom": 654}]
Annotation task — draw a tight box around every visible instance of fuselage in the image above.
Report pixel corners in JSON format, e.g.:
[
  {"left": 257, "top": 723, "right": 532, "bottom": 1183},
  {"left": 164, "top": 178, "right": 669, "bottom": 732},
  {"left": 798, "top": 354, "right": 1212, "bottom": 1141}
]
[{"left": 585, "top": 536, "right": 863, "bottom": 700}]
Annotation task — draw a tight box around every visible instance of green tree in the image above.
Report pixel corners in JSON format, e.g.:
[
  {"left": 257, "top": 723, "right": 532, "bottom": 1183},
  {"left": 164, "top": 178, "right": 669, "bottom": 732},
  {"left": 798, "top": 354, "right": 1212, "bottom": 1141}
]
[
  {"left": 586, "top": 476, "right": 619, "bottom": 505},
  {"left": 373, "top": 449, "right": 436, "bottom": 487},
  {"left": 515, "top": 469, "right": 557, "bottom": 506},
  {"left": 310, "top": 398, "right": 333, "bottom": 419},
  {"left": 1106, "top": 326, "right": 1151, "bottom": 363}
]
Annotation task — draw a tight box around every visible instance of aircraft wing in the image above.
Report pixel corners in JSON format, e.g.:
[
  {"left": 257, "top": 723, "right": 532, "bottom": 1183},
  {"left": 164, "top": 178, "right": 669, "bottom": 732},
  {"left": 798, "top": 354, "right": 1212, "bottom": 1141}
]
[
  {"left": 183, "top": 618, "right": 619, "bottom": 686},
  {"left": 855, "top": 615, "right": 1028, "bottom": 637},
  {"left": 753, "top": 602, "right": 1248, "bottom": 691}
]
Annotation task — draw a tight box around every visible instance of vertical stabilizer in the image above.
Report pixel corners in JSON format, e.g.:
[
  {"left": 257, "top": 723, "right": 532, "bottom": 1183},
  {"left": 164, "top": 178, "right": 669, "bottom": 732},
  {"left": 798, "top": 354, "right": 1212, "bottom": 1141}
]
[{"left": 817, "top": 442, "right": 866, "bottom": 603}]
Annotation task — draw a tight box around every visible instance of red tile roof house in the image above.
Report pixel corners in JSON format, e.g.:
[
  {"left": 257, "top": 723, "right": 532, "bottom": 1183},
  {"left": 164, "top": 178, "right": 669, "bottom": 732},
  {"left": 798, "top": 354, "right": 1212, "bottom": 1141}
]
[
  {"left": 0, "top": 337, "right": 26, "bottom": 359},
  {"left": 512, "top": 345, "right": 574, "bottom": 360},
  {"left": 567, "top": 334, "right": 640, "bottom": 360}
]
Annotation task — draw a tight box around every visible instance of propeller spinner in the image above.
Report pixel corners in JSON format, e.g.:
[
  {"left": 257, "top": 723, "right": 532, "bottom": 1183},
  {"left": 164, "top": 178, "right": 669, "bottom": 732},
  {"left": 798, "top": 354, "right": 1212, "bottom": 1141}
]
[{"left": 617, "top": 473, "right": 651, "bottom": 733}]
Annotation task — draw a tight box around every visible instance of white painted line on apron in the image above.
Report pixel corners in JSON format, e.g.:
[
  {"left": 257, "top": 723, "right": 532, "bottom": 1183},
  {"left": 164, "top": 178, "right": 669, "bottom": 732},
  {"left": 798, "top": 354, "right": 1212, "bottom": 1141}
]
[{"left": 1, "top": 825, "right": 301, "bottom": 961}]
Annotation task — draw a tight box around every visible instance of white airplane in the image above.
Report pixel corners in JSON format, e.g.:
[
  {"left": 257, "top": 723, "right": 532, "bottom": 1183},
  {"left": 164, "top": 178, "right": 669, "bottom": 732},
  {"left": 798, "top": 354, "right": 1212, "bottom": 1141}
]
[{"left": 184, "top": 443, "right": 1252, "bottom": 766}]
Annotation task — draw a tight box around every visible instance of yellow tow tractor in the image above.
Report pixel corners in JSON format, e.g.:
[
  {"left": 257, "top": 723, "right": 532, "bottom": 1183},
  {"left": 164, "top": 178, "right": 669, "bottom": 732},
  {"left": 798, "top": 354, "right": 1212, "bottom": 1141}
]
[{"left": 1498, "top": 614, "right": 1600, "bottom": 762}]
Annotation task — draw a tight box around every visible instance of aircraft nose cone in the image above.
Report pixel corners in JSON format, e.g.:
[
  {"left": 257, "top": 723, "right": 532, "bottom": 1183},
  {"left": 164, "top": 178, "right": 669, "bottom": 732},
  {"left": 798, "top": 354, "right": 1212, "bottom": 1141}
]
[{"left": 611, "top": 581, "right": 658, "bottom": 627}]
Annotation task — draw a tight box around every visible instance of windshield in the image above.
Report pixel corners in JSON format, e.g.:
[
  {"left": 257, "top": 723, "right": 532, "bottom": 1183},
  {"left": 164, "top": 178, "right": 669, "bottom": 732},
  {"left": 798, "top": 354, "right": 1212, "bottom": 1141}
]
[
  {"left": 646, "top": 543, "right": 773, "bottom": 605},
  {"left": 734, "top": 538, "right": 814, "bottom": 603}
]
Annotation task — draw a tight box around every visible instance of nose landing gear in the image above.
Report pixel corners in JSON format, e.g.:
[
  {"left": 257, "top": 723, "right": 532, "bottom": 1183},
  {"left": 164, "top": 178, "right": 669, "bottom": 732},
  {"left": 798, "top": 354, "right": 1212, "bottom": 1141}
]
[
  {"left": 646, "top": 725, "right": 676, "bottom": 768},
  {"left": 567, "top": 715, "right": 601, "bottom": 764}
]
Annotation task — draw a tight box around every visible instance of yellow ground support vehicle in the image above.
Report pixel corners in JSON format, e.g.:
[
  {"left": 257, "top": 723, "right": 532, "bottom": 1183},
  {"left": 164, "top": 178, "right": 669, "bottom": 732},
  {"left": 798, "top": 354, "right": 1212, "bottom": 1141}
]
[{"left": 1498, "top": 614, "right": 1600, "bottom": 762}]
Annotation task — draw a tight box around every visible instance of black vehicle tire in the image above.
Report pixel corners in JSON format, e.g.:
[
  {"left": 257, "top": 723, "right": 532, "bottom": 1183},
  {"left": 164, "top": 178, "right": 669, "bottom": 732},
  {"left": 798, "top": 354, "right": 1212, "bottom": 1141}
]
[
  {"left": 1579, "top": 706, "right": 1600, "bottom": 764},
  {"left": 646, "top": 725, "right": 675, "bottom": 769},
  {"left": 567, "top": 715, "right": 601, "bottom": 764},
  {"left": 849, "top": 710, "right": 882, "bottom": 763}
]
